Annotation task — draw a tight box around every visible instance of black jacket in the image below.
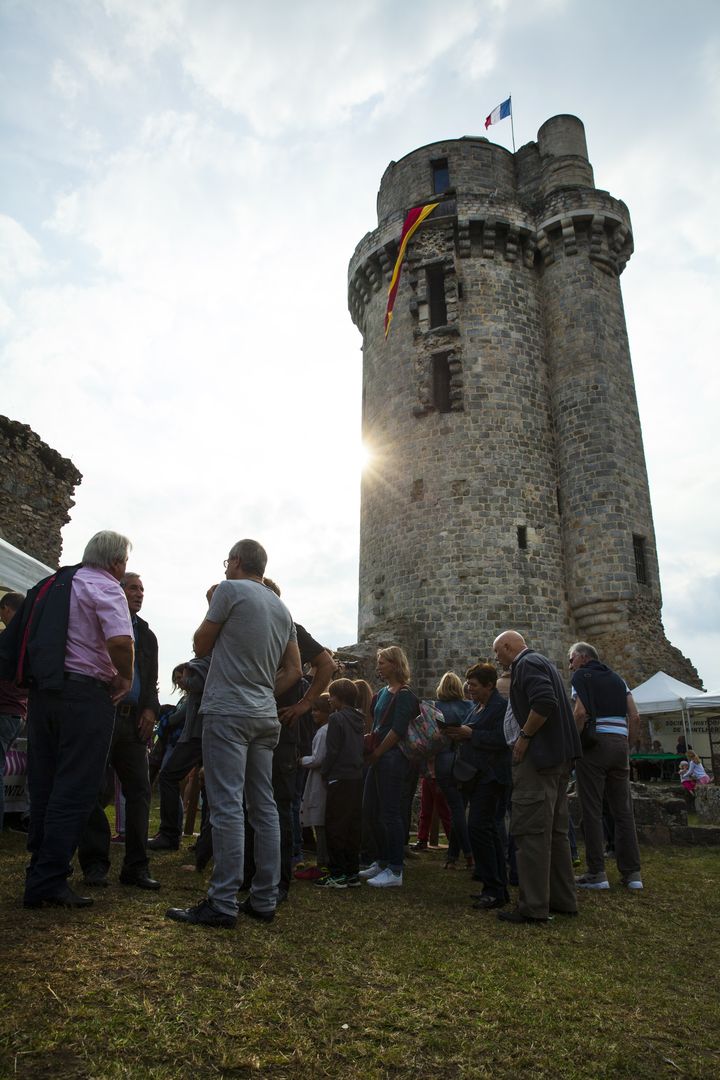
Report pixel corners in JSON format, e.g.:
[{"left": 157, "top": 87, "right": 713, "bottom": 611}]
[
  {"left": 0, "top": 565, "right": 80, "bottom": 690},
  {"left": 461, "top": 689, "right": 512, "bottom": 786},
  {"left": 510, "top": 649, "right": 582, "bottom": 769},
  {"left": 133, "top": 614, "right": 160, "bottom": 718},
  {"left": 321, "top": 706, "right": 365, "bottom": 782}
]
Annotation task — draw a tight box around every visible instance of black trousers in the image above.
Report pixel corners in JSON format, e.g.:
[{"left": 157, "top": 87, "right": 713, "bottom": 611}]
[
  {"left": 467, "top": 779, "right": 509, "bottom": 901},
  {"left": 326, "top": 778, "right": 363, "bottom": 877},
  {"left": 155, "top": 737, "right": 203, "bottom": 845},
  {"left": 78, "top": 710, "right": 151, "bottom": 874},
  {"left": 25, "top": 681, "right": 115, "bottom": 902}
]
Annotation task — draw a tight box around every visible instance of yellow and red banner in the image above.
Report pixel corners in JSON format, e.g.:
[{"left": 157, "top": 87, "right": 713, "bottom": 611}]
[{"left": 384, "top": 202, "right": 438, "bottom": 338}]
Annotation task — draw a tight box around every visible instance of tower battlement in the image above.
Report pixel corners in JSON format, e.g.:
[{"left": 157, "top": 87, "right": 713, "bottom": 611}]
[{"left": 348, "top": 115, "right": 698, "bottom": 692}]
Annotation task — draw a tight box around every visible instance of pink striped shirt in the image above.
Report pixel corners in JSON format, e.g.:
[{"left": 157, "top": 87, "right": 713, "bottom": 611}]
[{"left": 64, "top": 566, "right": 133, "bottom": 681}]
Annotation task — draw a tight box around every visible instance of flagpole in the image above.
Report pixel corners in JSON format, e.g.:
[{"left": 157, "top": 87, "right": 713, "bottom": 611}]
[{"left": 509, "top": 94, "right": 516, "bottom": 153}]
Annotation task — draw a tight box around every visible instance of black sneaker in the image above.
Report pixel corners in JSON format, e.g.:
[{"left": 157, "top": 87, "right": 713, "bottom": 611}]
[
  {"left": 24, "top": 885, "right": 94, "bottom": 909},
  {"left": 165, "top": 898, "right": 236, "bottom": 928},
  {"left": 147, "top": 835, "right": 180, "bottom": 852},
  {"left": 314, "top": 874, "right": 347, "bottom": 889},
  {"left": 345, "top": 874, "right": 362, "bottom": 887},
  {"left": 238, "top": 897, "right": 275, "bottom": 923},
  {"left": 82, "top": 866, "right": 109, "bottom": 887}
]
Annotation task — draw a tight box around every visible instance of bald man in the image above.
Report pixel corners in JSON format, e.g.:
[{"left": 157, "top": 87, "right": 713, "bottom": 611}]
[{"left": 493, "top": 631, "right": 582, "bottom": 924}]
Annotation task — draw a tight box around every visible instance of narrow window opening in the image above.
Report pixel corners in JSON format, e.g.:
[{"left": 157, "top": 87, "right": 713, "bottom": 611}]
[
  {"left": 517, "top": 525, "right": 528, "bottom": 550},
  {"left": 556, "top": 487, "right": 562, "bottom": 516},
  {"left": 633, "top": 534, "right": 647, "bottom": 585},
  {"left": 423, "top": 637, "right": 430, "bottom": 660},
  {"left": 411, "top": 478, "right": 424, "bottom": 502},
  {"left": 431, "top": 157, "right": 450, "bottom": 195},
  {"left": 432, "top": 355, "right": 452, "bottom": 414},
  {"left": 426, "top": 264, "right": 447, "bottom": 328}
]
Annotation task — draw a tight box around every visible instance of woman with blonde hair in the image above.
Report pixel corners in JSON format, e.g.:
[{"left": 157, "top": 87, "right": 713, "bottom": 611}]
[
  {"left": 353, "top": 679, "right": 374, "bottom": 734},
  {"left": 359, "top": 647, "right": 418, "bottom": 888},
  {"left": 431, "top": 671, "right": 474, "bottom": 868}
]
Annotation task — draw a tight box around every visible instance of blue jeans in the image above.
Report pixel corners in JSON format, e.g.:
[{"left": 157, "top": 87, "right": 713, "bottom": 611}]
[
  {"left": 362, "top": 746, "right": 407, "bottom": 872},
  {"left": 202, "top": 713, "right": 280, "bottom": 916},
  {"left": 0, "top": 713, "right": 23, "bottom": 831},
  {"left": 434, "top": 749, "right": 472, "bottom": 857}
]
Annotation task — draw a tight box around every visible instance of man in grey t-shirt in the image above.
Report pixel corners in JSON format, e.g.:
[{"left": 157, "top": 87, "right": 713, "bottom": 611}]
[{"left": 166, "top": 539, "right": 301, "bottom": 929}]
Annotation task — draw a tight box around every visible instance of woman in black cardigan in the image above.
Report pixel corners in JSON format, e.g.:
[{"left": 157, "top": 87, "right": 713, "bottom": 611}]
[{"left": 444, "top": 663, "right": 511, "bottom": 909}]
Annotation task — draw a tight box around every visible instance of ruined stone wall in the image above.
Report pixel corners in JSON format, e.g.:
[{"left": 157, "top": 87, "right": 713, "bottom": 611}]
[
  {"left": 348, "top": 115, "right": 699, "bottom": 696},
  {"left": 0, "top": 415, "right": 82, "bottom": 567}
]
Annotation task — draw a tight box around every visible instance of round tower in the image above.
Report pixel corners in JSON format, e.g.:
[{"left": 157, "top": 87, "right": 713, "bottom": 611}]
[{"left": 348, "top": 116, "right": 699, "bottom": 692}]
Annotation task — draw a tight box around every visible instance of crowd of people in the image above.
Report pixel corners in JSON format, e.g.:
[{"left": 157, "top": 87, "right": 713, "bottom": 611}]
[{"left": 0, "top": 530, "right": 710, "bottom": 927}]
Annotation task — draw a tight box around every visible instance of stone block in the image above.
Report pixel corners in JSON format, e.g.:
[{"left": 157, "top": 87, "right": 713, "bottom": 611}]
[
  {"left": 637, "top": 825, "right": 672, "bottom": 846},
  {"left": 694, "top": 785, "right": 720, "bottom": 824}
]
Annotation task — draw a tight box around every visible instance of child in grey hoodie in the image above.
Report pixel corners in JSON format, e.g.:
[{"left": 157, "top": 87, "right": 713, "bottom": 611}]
[{"left": 315, "top": 679, "right": 366, "bottom": 888}]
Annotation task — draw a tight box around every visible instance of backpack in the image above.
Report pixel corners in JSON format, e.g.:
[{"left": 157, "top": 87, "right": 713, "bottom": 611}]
[{"left": 399, "top": 700, "right": 447, "bottom": 763}]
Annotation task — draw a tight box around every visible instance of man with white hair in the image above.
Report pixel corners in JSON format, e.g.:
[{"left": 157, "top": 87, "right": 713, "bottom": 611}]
[
  {"left": 493, "top": 630, "right": 581, "bottom": 924},
  {"left": 568, "top": 641, "right": 643, "bottom": 891},
  {"left": 0, "top": 531, "right": 134, "bottom": 909}
]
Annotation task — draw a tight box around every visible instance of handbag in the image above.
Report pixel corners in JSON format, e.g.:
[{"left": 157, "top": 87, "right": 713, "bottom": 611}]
[
  {"left": 452, "top": 752, "right": 478, "bottom": 783},
  {"left": 399, "top": 700, "right": 445, "bottom": 763},
  {"left": 363, "top": 730, "right": 381, "bottom": 755},
  {"left": 579, "top": 671, "right": 599, "bottom": 751}
]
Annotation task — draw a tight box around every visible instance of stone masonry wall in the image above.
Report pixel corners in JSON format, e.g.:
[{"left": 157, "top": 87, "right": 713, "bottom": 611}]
[
  {"left": 0, "top": 415, "right": 82, "bottom": 567},
  {"left": 348, "top": 115, "right": 700, "bottom": 696}
]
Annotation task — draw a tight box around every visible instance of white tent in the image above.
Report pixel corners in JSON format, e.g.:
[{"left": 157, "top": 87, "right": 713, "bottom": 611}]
[
  {"left": 0, "top": 536, "right": 52, "bottom": 595},
  {"left": 632, "top": 671, "right": 719, "bottom": 765},
  {"left": 632, "top": 671, "right": 706, "bottom": 714}
]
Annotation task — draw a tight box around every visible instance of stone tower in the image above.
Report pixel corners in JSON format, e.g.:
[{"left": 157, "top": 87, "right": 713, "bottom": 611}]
[{"left": 347, "top": 114, "right": 699, "bottom": 694}]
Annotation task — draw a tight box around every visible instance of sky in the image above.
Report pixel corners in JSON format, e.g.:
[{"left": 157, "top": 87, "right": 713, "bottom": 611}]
[{"left": 1, "top": 0, "right": 718, "bottom": 696}]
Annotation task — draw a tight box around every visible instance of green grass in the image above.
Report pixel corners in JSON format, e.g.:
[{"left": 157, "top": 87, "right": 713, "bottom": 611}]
[{"left": 1, "top": 826, "right": 719, "bottom": 1079}]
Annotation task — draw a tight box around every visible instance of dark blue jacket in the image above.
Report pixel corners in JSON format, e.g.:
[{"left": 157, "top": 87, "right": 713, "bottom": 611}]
[
  {"left": 461, "top": 689, "right": 512, "bottom": 787},
  {"left": 0, "top": 565, "right": 80, "bottom": 691},
  {"left": 572, "top": 660, "right": 628, "bottom": 719}
]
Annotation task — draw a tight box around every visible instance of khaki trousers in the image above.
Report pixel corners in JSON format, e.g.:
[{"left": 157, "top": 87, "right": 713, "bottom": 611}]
[{"left": 511, "top": 755, "right": 577, "bottom": 918}]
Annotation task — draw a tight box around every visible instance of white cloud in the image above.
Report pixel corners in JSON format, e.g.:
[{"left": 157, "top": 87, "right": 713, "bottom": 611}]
[
  {"left": 2, "top": 0, "right": 718, "bottom": 693},
  {"left": 164, "top": 0, "right": 489, "bottom": 134},
  {"left": 51, "top": 58, "right": 82, "bottom": 99},
  {"left": 0, "top": 215, "right": 47, "bottom": 285}
]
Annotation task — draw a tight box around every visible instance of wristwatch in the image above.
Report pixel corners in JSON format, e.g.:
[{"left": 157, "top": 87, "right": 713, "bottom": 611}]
[{"left": 519, "top": 730, "right": 533, "bottom": 740}]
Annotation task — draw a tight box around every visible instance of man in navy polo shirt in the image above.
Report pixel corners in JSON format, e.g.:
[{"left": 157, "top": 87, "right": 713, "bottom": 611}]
[{"left": 569, "top": 641, "right": 643, "bottom": 892}]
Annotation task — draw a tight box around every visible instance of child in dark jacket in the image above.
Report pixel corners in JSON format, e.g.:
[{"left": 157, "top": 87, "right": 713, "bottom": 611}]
[{"left": 315, "top": 679, "right": 366, "bottom": 888}]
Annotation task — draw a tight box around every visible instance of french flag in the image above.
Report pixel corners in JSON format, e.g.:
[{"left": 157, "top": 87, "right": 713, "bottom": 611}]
[{"left": 485, "top": 96, "right": 512, "bottom": 130}]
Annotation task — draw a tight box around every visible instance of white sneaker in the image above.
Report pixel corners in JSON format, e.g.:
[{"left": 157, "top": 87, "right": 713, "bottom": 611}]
[
  {"left": 367, "top": 868, "right": 403, "bottom": 888},
  {"left": 623, "top": 877, "right": 644, "bottom": 890},
  {"left": 575, "top": 872, "right": 610, "bottom": 890},
  {"left": 358, "top": 861, "right": 383, "bottom": 880}
]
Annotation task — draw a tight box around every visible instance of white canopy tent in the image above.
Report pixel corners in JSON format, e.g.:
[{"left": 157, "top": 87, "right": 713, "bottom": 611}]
[
  {"left": 632, "top": 671, "right": 719, "bottom": 766},
  {"left": 0, "top": 536, "right": 52, "bottom": 596}
]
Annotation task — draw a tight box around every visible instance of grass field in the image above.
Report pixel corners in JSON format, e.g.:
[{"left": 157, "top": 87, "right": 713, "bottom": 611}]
[{"left": 1, "top": 827, "right": 719, "bottom": 1080}]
